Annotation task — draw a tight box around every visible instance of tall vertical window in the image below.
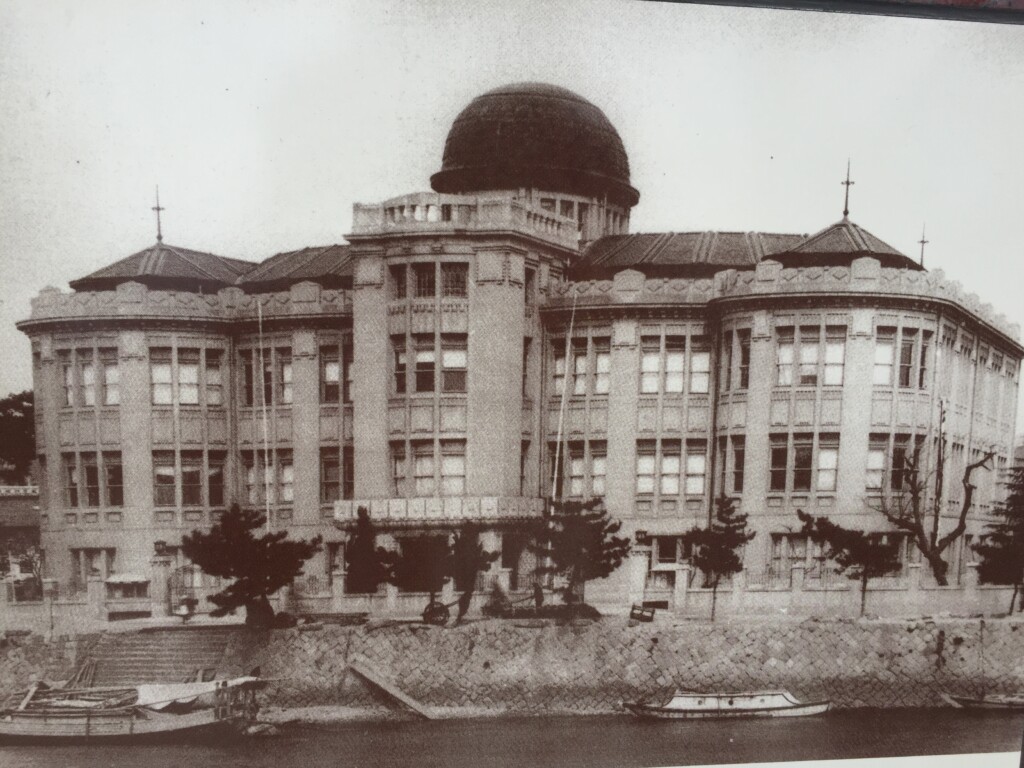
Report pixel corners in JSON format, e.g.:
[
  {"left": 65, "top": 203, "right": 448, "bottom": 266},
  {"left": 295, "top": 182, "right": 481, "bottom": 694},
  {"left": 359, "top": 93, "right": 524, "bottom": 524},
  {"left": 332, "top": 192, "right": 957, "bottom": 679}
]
[
  {"left": 866, "top": 437, "right": 886, "bottom": 491},
  {"left": 100, "top": 349, "right": 119, "bottom": 405},
  {"left": 413, "top": 263, "right": 435, "bottom": 298},
  {"left": 61, "top": 352, "right": 74, "bottom": 406},
  {"left": 82, "top": 453, "right": 100, "bottom": 507},
  {"left": 153, "top": 451, "right": 176, "bottom": 506},
  {"left": 390, "top": 265, "right": 407, "bottom": 299},
  {"left": 177, "top": 349, "right": 200, "bottom": 405},
  {"left": 208, "top": 451, "right": 225, "bottom": 507},
  {"left": 769, "top": 435, "right": 788, "bottom": 492},
  {"left": 321, "top": 345, "right": 340, "bottom": 403},
  {"left": 63, "top": 453, "right": 79, "bottom": 507},
  {"left": 816, "top": 435, "right": 839, "bottom": 493},
  {"left": 792, "top": 434, "right": 814, "bottom": 492},
  {"left": 278, "top": 350, "right": 293, "bottom": 405},
  {"left": 242, "top": 452, "right": 259, "bottom": 505},
  {"left": 103, "top": 452, "right": 123, "bottom": 507},
  {"left": 278, "top": 450, "right": 294, "bottom": 503},
  {"left": 737, "top": 330, "right": 751, "bottom": 389},
  {"left": 776, "top": 328, "right": 795, "bottom": 386},
  {"left": 440, "top": 441, "right": 466, "bottom": 496},
  {"left": 441, "top": 263, "right": 468, "bottom": 298},
  {"left": 525, "top": 268, "right": 536, "bottom": 307},
  {"left": 261, "top": 350, "right": 274, "bottom": 405},
  {"left": 520, "top": 442, "right": 530, "bottom": 495},
  {"left": 568, "top": 443, "right": 585, "bottom": 497},
  {"left": 640, "top": 336, "right": 661, "bottom": 394},
  {"left": 572, "top": 340, "right": 588, "bottom": 395},
  {"left": 660, "top": 440, "right": 681, "bottom": 495},
  {"left": 181, "top": 451, "right": 203, "bottom": 506},
  {"left": 824, "top": 327, "right": 846, "bottom": 386},
  {"left": 205, "top": 351, "right": 223, "bottom": 406},
  {"left": 150, "top": 349, "right": 173, "bottom": 405},
  {"left": 413, "top": 442, "right": 434, "bottom": 495},
  {"left": 797, "top": 327, "right": 820, "bottom": 385},
  {"left": 919, "top": 331, "right": 932, "bottom": 389},
  {"left": 80, "top": 351, "right": 96, "bottom": 406},
  {"left": 731, "top": 436, "right": 745, "bottom": 494},
  {"left": 685, "top": 441, "right": 707, "bottom": 495},
  {"left": 343, "top": 343, "right": 354, "bottom": 403},
  {"left": 414, "top": 335, "right": 436, "bottom": 392},
  {"left": 553, "top": 348, "right": 566, "bottom": 396},
  {"left": 522, "top": 339, "right": 531, "bottom": 396},
  {"left": 721, "top": 331, "right": 733, "bottom": 392},
  {"left": 874, "top": 328, "right": 896, "bottom": 385},
  {"left": 241, "top": 351, "right": 255, "bottom": 406},
  {"left": 899, "top": 329, "right": 917, "bottom": 388},
  {"left": 320, "top": 448, "right": 340, "bottom": 503},
  {"left": 391, "top": 443, "right": 407, "bottom": 496},
  {"left": 689, "top": 346, "right": 710, "bottom": 394},
  {"left": 665, "top": 336, "right": 685, "bottom": 393},
  {"left": 392, "top": 338, "right": 407, "bottom": 394},
  {"left": 591, "top": 442, "right": 607, "bottom": 497},
  {"left": 640, "top": 335, "right": 685, "bottom": 394},
  {"left": 636, "top": 441, "right": 656, "bottom": 495},
  {"left": 441, "top": 334, "right": 468, "bottom": 392},
  {"left": 593, "top": 338, "right": 611, "bottom": 394}
]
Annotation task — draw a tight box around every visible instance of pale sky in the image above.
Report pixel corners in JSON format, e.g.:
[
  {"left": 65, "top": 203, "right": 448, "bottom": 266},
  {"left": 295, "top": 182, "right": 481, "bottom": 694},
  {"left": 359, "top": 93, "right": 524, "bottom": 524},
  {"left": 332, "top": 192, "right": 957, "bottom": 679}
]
[{"left": 1, "top": 0, "right": 1023, "bottom": 428}]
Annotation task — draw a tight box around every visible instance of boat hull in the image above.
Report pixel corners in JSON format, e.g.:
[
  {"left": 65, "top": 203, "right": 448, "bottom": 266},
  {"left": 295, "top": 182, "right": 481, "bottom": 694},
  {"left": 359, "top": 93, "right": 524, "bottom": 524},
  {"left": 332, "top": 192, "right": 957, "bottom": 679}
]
[
  {"left": 941, "top": 693, "right": 1024, "bottom": 711},
  {"left": 0, "top": 709, "right": 246, "bottom": 745},
  {"left": 624, "top": 700, "right": 831, "bottom": 719}
]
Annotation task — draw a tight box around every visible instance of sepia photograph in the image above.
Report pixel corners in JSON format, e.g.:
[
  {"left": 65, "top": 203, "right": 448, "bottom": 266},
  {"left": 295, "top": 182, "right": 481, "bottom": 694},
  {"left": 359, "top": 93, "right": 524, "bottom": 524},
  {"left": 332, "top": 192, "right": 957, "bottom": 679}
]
[{"left": 1, "top": 1, "right": 1022, "bottom": 766}]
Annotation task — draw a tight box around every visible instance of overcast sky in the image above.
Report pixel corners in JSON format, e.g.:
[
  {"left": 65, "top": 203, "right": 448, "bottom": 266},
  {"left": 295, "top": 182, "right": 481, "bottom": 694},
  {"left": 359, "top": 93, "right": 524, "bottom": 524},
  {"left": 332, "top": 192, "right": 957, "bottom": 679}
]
[{"left": 1, "top": 0, "right": 1022, "bottom": 427}]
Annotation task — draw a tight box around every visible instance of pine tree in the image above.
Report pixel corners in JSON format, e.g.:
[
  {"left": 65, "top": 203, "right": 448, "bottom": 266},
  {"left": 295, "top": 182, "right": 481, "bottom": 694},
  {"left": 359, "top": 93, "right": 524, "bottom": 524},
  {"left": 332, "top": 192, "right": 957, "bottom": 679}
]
[
  {"left": 680, "top": 496, "right": 754, "bottom": 621},
  {"left": 344, "top": 507, "right": 393, "bottom": 594},
  {"left": 450, "top": 522, "right": 499, "bottom": 622},
  {"left": 181, "top": 504, "right": 321, "bottom": 629},
  {"left": 797, "top": 510, "right": 902, "bottom": 617},
  {"left": 974, "top": 464, "right": 1024, "bottom": 613},
  {"left": 531, "top": 498, "right": 630, "bottom": 610}
]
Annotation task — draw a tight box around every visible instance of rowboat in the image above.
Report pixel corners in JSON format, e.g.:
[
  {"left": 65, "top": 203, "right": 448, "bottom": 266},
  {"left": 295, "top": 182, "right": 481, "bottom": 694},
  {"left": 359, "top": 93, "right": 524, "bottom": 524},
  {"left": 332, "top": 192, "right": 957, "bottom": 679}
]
[
  {"left": 941, "top": 692, "right": 1024, "bottom": 710},
  {"left": 0, "top": 676, "right": 265, "bottom": 744},
  {"left": 624, "top": 689, "right": 831, "bottom": 719}
]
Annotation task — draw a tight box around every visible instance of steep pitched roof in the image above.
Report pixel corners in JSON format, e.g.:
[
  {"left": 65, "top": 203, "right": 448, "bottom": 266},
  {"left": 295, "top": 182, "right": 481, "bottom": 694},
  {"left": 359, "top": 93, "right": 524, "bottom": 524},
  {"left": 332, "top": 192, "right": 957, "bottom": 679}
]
[
  {"left": 572, "top": 231, "right": 805, "bottom": 279},
  {"left": 69, "top": 242, "right": 254, "bottom": 292},
  {"left": 237, "top": 244, "right": 353, "bottom": 291},
  {"left": 773, "top": 218, "right": 922, "bottom": 270}
]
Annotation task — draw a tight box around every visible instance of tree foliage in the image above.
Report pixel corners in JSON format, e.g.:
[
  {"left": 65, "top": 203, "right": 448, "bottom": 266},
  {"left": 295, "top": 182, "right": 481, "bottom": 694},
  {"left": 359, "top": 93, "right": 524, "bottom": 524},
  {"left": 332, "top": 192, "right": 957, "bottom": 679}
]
[
  {"left": 0, "top": 390, "right": 34, "bottom": 484},
  {"left": 797, "top": 510, "right": 902, "bottom": 616},
  {"left": 866, "top": 426, "right": 993, "bottom": 586},
  {"left": 392, "top": 534, "right": 452, "bottom": 601},
  {"left": 181, "top": 504, "right": 321, "bottom": 629},
  {"left": 531, "top": 498, "right": 630, "bottom": 606},
  {"left": 680, "top": 496, "right": 754, "bottom": 620},
  {"left": 344, "top": 507, "right": 394, "bottom": 594},
  {"left": 450, "top": 522, "right": 499, "bottom": 622},
  {"left": 974, "top": 464, "right": 1024, "bottom": 613}
]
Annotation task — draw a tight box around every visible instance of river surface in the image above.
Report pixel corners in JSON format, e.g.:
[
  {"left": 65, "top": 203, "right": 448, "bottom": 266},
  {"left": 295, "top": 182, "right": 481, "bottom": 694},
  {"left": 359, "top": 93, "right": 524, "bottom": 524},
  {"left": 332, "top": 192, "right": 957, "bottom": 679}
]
[{"left": 4, "top": 709, "right": 1023, "bottom": 767}]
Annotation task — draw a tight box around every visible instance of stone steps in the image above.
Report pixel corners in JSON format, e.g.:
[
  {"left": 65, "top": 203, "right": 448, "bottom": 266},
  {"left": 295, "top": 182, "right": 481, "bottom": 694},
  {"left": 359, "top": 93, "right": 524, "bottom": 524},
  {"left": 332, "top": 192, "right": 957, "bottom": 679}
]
[{"left": 85, "top": 628, "right": 238, "bottom": 686}]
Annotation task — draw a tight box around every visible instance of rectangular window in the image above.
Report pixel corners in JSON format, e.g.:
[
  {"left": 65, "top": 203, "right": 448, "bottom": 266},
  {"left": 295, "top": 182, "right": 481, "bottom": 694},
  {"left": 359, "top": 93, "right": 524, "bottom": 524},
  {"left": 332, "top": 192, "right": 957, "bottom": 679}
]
[
  {"left": 150, "top": 349, "right": 173, "bottom": 405},
  {"left": 520, "top": 442, "right": 530, "bottom": 496},
  {"left": 522, "top": 339, "right": 531, "bottom": 396},
  {"left": 181, "top": 451, "right": 203, "bottom": 506},
  {"left": 732, "top": 437, "right": 745, "bottom": 494},
  {"left": 392, "top": 337, "right": 407, "bottom": 394},
  {"left": 278, "top": 450, "right": 294, "bottom": 503},
  {"left": 413, "top": 442, "right": 434, "bottom": 496},
  {"left": 392, "top": 443, "right": 407, "bottom": 496},
  {"left": 665, "top": 336, "right": 686, "bottom": 393},
  {"left": 261, "top": 350, "right": 273, "bottom": 405},
  {"left": 441, "top": 263, "right": 468, "bottom": 298},
  {"left": 721, "top": 331, "right": 733, "bottom": 392},
  {"left": 525, "top": 268, "right": 536, "bottom": 306},
  {"left": 320, "top": 447, "right": 341, "bottom": 503},
  {"left": 153, "top": 451, "right": 176, "bottom": 506},
  {"left": 80, "top": 351, "right": 96, "bottom": 407},
  {"left": 414, "top": 335, "right": 436, "bottom": 392},
  {"left": 100, "top": 350, "right": 119, "bottom": 406},
  {"left": 63, "top": 453, "right": 79, "bottom": 507},
  {"left": 636, "top": 441, "right": 656, "bottom": 495},
  {"left": 874, "top": 328, "right": 895, "bottom": 386},
  {"left": 824, "top": 327, "right": 845, "bottom": 386},
  {"left": 343, "top": 343, "right": 354, "bottom": 403},
  {"left": 82, "top": 452, "right": 100, "bottom": 507},
  {"left": 390, "top": 265, "right": 407, "bottom": 300},
  {"left": 205, "top": 350, "right": 223, "bottom": 406},
  {"left": 737, "top": 330, "right": 751, "bottom": 389},
  {"left": 797, "top": 326, "right": 820, "bottom": 386},
  {"left": 640, "top": 336, "right": 661, "bottom": 394},
  {"left": 177, "top": 349, "right": 200, "bottom": 405},
  {"left": 208, "top": 451, "right": 225, "bottom": 507},
  {"left": 891, "top": 435, "right": 921, "bottom": 492},
  {"left": 441, "top": 334, "right": 468, "bottom": 392},
  {"left": 776, "top": 328, "right": 794, "bottom": 386},
  {"left": 103, "top": 452, "right": 123, "bottom": 507},
  {"left": 344, "top": 448, "right": 356, "bottom": 501},
  {"left": 866, "top": 437, "right": 886, "bottom": 491},
  {"left": 278, "top": 350, "right": 293, "bottom": 405},
  {"left": 593, "top": 338, "right": 610, "bottom": 394},
  {"left": 792, "top": 434, "right": 814, "bottom": 492},
  {"left": 241, "top": 351, "right": 255, "bottom": 406},
  {"left": 919, "top": 331, "right": 932, "bottom": 389},
  {"left": 440, "top": 441, "right": 466, "bottom": 496},
  {"left": 817, "top": 435, "right": 839, "bottom": 493},
  {"left": 660, "top": 440, "right": 681, "bottom": 495},
  {"left": 61, "top": 352, "right": 74, "bottom": 406},
  {"left": 572, "top": 340, "right": 588, "bottom": 395},
  {"left": 413, "top": 263, "right": 435, "bottom": 298},
  {"left": 769, "top": 435, "right": 788, "bottom": 492},
  {"left": 899, "top": 329, "right": 917, "bottom": 389},
  {"left": 689, "top": 348, "right": 710, "bottom": 394},
  {"left": 553, "top": 349, "right": 566, "bottom": 396},
  {"left": 591, "top": 442, "right": 607, "bottom": 497},
  {"left": 685, "top": 441, "right": 706, "bottom": 496},
  {"left": 242, "top": 452, "right": 259, "bottom": 506},
  {"left": 568, "top": 443, "right": 585, "bottom": 497}
]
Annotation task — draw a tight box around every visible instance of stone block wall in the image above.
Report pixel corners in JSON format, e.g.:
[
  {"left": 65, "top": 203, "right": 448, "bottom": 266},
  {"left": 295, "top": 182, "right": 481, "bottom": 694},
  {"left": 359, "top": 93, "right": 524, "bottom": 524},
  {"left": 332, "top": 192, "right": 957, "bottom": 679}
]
[{"left": 0, "top": 631, "right": 101, "bottom": 698}]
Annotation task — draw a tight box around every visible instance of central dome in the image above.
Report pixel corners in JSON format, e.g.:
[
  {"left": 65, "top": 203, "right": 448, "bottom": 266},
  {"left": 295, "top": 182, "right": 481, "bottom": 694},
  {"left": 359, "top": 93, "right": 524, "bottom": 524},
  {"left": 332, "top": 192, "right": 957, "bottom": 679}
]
[{"left": 430, "top": 82, "right": 639, "bottom": 207}]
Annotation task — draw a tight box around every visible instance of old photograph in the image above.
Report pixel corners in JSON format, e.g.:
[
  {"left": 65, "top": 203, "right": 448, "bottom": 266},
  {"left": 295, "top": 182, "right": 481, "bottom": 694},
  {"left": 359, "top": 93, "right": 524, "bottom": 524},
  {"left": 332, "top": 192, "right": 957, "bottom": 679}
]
[{"left": 1, "top": 1, "right": 1022, "bottom": 765}]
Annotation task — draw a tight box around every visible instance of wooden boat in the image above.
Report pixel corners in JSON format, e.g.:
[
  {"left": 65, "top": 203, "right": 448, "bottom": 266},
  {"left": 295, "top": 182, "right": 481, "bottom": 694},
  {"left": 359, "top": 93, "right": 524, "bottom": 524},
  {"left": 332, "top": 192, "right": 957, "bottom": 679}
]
[
  {"left": 0, "top": 676, "right": 265, "bottom": 744},
  {"left": 941, "top": 692, "right": 1024, "bottom": 710},
  {"left": 624, "top": 689, "right": 831, "bottom": 719}
]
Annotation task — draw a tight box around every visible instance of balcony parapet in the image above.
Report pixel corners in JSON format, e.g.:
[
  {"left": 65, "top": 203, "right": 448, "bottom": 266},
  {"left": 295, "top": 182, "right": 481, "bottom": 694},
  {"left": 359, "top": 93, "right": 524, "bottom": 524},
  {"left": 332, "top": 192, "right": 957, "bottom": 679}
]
[
  {"left": 350, "top": 192, "right": 579, "bottom": 251},
  {"left": 334, "top": 496, "right": 545, "bottom": 527},
  {"left": 544, "top": 257, "right": 1020, "bottom": 344},
  {"left": 19, "top": 280, "right": 351, "bottom": 329}
]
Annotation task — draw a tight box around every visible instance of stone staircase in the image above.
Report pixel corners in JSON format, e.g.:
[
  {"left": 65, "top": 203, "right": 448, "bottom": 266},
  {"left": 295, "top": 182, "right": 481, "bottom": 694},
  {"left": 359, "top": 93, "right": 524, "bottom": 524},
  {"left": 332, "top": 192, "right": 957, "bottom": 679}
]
[{"left": 81, "top": 627, "right": 239, "bottom": 686}]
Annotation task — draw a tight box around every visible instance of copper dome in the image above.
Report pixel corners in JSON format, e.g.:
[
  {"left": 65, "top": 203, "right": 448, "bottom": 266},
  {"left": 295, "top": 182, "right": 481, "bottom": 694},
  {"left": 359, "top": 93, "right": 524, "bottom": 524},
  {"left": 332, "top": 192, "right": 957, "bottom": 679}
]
[{"left": 430, "top": 83, "right": 639, "bottom": 208}]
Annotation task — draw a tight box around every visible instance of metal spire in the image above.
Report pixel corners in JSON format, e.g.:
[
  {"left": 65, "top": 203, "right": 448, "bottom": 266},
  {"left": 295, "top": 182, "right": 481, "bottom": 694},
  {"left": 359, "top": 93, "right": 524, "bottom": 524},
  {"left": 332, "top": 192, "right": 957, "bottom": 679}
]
[
  {"left": 918, "top": 224, "right": 929, "bottom": 268},
  {"left": 152, "top": 186, "right": 165, "bottom": 243},
  {"left": 841, "top": 160, "right": 854, "bottom": 220}
]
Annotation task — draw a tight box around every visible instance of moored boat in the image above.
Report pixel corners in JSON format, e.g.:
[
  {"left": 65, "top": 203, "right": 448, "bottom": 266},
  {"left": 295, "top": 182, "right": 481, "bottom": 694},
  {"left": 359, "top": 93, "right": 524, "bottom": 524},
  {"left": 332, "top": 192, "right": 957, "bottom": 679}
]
[
  {"left": 940, "top": 692, "right": 1024, "bottom": 710},
  {"left": 624, "top": 689, "right": 831, "bottom": 719},
  {"left": 0, "top": 676, "right": 265, "bottom": 744}
]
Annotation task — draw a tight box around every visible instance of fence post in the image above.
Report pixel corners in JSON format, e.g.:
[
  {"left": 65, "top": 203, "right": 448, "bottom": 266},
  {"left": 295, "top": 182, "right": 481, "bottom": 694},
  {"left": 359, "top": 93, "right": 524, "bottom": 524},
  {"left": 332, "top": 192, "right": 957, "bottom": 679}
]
[{"left": 674, "top": 564, "right": 690, "bottom": 614}]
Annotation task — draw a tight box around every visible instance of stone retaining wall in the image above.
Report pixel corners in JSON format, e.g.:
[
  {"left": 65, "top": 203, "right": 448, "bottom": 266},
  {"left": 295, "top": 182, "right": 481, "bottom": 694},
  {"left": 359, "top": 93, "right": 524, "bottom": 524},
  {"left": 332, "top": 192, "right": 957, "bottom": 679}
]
[
  {"left": 217, "top": 617, "right": 1024, "bottom": 715},
  {"left": 0, "top": 631, "right": 100, "bottom": 698}
]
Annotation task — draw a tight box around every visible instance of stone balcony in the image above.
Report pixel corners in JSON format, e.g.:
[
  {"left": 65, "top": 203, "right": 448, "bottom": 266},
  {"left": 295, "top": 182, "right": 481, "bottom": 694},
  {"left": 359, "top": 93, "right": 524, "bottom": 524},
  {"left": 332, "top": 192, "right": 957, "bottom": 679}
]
[{"left": 334, "top": 496, "right": 546, "bottom": 527}]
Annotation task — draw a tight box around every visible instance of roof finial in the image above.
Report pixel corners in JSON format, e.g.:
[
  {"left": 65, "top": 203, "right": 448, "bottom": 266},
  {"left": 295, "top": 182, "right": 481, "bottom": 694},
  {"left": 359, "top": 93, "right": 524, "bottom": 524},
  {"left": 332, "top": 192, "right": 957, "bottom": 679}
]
[
  {"left": 841, "top": 159, "right": 854, "bottom": 220},
  {"left": 152, "top": 185, "right": 165, "bottom": 243},
  {"left": 918, "top": 223, "right": 928, "bottom": 268}
]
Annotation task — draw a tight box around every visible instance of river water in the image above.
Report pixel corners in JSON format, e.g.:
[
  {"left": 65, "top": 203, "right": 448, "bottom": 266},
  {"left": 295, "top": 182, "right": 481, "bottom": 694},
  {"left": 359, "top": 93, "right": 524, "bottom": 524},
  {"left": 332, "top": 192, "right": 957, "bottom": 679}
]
[{"left": 4, "top": 709, "right": 1023, "bottom": 768}]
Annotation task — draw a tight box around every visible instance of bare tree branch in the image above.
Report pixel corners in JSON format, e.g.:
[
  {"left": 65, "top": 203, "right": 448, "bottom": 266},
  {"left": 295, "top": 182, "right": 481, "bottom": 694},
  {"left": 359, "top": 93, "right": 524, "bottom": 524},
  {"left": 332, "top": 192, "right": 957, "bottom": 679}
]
[{"left": 937, "top": 450, "right": 995, "bottom": 553}]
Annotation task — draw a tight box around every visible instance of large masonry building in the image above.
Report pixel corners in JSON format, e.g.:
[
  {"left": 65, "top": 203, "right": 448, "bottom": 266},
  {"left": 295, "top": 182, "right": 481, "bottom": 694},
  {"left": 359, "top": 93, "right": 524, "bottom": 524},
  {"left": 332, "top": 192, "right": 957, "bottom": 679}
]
[{"left": 16, "top": 83, "right": 1022, "bottom": 618}]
